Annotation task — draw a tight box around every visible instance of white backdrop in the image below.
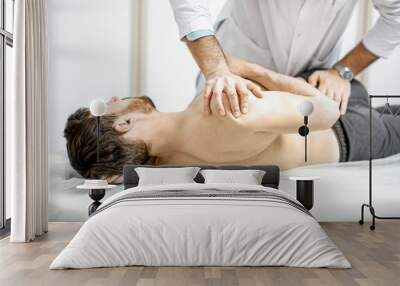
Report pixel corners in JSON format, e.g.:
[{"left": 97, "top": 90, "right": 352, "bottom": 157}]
[
  {"left": 47, "top": 0, "right": 135, "bottom": 156},
  {"left": 367, "top": 8, "right": 400, "bottom": 96},
  {"left": 141, "top": 0, "right": 226, "bottom": 112}
]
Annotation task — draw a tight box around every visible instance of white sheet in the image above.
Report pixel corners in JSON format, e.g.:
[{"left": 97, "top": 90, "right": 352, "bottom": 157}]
[
  {"left": 281, "top": 153, "right": 400, "bottom": 221},
  {"left": 50, "top": 183, "right": 350, "bottom": 269}
]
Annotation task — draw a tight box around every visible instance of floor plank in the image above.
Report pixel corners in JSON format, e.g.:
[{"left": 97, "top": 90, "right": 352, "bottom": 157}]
[{"left": 0, "top": 222, "right": 399, "bottom": 286}]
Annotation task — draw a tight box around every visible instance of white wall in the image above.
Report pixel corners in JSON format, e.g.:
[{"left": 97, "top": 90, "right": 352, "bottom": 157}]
[
  {"left": 47, "top": 0, "right": 135, "bottom": 156},
  {"left": 368, "top": 54, "right": 400, "bottom": 95},
  {"left": 142, "top": 0, "right": 227, "bottom": 112},
  {"left": 366, "top": 9, "right": 400, "bottom": 96}
]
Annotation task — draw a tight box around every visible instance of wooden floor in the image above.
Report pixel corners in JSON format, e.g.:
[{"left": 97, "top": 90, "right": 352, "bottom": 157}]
[{"left": 0, "top": 222, "right": 399, "bottom": 286}]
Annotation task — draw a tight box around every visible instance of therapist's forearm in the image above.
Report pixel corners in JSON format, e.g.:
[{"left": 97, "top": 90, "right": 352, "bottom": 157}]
[
  {"left": 336, "top": 42, "right": 378, "bottom": 75},
  {"left": 185, "top": 35, "right": 230, "bottom": 77}
]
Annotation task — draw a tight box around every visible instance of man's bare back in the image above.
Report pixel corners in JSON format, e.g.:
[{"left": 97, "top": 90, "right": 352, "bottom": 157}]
[{"left": 115, "top": 86, "right": 340, "bottom": 170}]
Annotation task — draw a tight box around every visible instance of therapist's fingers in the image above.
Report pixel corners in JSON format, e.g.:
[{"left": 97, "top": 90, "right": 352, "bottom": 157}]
[
  {"left": 334, "top": 91, "right": 342, "bottom": 104},
  {"left": 236, "top": 83, "right": 250, "bottom": 114},
  {"left": 318, "top": 82, "right": 328, "bottom": 96},
  {"left": 340, "top": 89, "right": 350, "bottom": 115},
  {"left": 212, "top": 78, "right": 225, "bottom": 116},
  {"left": 340, "top": 82, "right": 351, "bottom": 115},
  {"left": 340, "top": 92, "right": 350, "bottom": 115},
  {"left": 327, "top": 89, "right": 336, "bottom": 102},
  {"left": 308, "top": 72, "right": 320, "bottom": 87},
  {"left": 202, "top": 84, "right": 213, "bottom": 115},
  {"left": 247, "top": 81, "right": 264, "bottom": 98},
  {"left": 225, "top": 78, "right": 241, "bottom": 118},
  {"left": 212, "top": 90, "right": 225, "bottom": 116}
]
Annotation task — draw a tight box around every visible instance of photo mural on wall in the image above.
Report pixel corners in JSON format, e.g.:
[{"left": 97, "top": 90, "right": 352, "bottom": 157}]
[{"left": 48, "top": 0, "right": 400, "bottom": 223}]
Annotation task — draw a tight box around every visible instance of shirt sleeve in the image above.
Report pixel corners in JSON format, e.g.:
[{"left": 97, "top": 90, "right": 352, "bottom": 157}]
[
  {"left": 186, "top": 29, "right": 215, "bottom": 41},
  {"left": 169, "top": 0, "right": 214, "bottom": 39},
  {"left": 362, "top": 0, "right": 400, "bottom": 58}
]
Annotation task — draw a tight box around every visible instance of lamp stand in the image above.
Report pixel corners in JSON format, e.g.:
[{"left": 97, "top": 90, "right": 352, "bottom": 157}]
[
  {"left": 298, "top": 116, "right": 309, "bottom": 162},
  {"left": 96, "top": 116, "right": 100, "bottom": 162}
]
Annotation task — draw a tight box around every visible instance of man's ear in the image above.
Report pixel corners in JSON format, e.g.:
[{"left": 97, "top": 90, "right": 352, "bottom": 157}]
[{"left": 113, "top": 117, "right": 130, "bottom": 134}]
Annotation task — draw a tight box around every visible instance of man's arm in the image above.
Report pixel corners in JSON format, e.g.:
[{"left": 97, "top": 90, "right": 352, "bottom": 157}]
[
  {"left": 226, "top": 55, "right": 322, "bottom": 97},
  {"left": 247, "top": 91, "right": 340, "bottom": 134},
  {"left": 223, "top": 55, "right": 340, "bottom": 134}
]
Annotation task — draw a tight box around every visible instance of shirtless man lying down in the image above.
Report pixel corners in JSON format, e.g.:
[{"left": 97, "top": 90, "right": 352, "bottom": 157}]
[{"left": 64, "top": 57, "right": 400, "bottom": 183}]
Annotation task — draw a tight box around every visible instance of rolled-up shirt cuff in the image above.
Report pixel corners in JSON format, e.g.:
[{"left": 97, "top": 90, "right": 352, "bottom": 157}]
[
  {"left": 186, "top": 29, "right": 215, "bottom": 41},
  {"left": 177, "top": 15, "right": 214, "bottom": 39},
  {"left": 362, "top": 19, "right": 400, "bottom": 59}
]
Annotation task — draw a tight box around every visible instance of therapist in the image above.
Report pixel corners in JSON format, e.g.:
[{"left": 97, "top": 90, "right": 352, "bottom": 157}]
[{"left": 169, "top": 0, "right": 400, "bottom": 117}]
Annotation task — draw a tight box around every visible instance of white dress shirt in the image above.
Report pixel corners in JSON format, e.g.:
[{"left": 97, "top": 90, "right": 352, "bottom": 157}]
[{"left": 170, "top": 0, "right": 400, "bottom": 76}]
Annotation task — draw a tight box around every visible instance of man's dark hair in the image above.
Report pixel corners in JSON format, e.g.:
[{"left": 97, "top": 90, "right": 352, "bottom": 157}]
[{"left": 64, "top": 108, "right": 148, "bottom": 180}]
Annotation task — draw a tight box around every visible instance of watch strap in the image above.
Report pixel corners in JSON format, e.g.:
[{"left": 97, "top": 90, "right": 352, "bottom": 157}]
[{"left": 333, "top": 63, "right": 354, "bottom": 81}]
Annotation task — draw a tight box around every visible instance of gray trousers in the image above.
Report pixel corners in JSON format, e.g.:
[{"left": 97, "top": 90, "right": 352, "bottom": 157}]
[{"left": 338, "top": 79, "right": 400, "bottom": 162}]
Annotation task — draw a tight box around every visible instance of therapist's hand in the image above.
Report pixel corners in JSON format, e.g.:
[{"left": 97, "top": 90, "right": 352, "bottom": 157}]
[
  {"left": 308, "top": 69, "right": 351, "bottom": 115},
  {"left": 203, "top": 70, "right": 263, "bottom": 117},
  {"left": 185, "top": 36, "right": 263, "bottom": 117}
]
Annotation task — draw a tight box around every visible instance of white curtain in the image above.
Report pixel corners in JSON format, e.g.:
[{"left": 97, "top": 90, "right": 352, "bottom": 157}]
[{"left": 9, "top": 0, "right": 48, "bottom": 242}]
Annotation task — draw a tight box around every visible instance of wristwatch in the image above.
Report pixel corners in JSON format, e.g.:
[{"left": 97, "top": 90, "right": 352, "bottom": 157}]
[{"left": 333, "top": 63, "right": 354, "bottom": 81}]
